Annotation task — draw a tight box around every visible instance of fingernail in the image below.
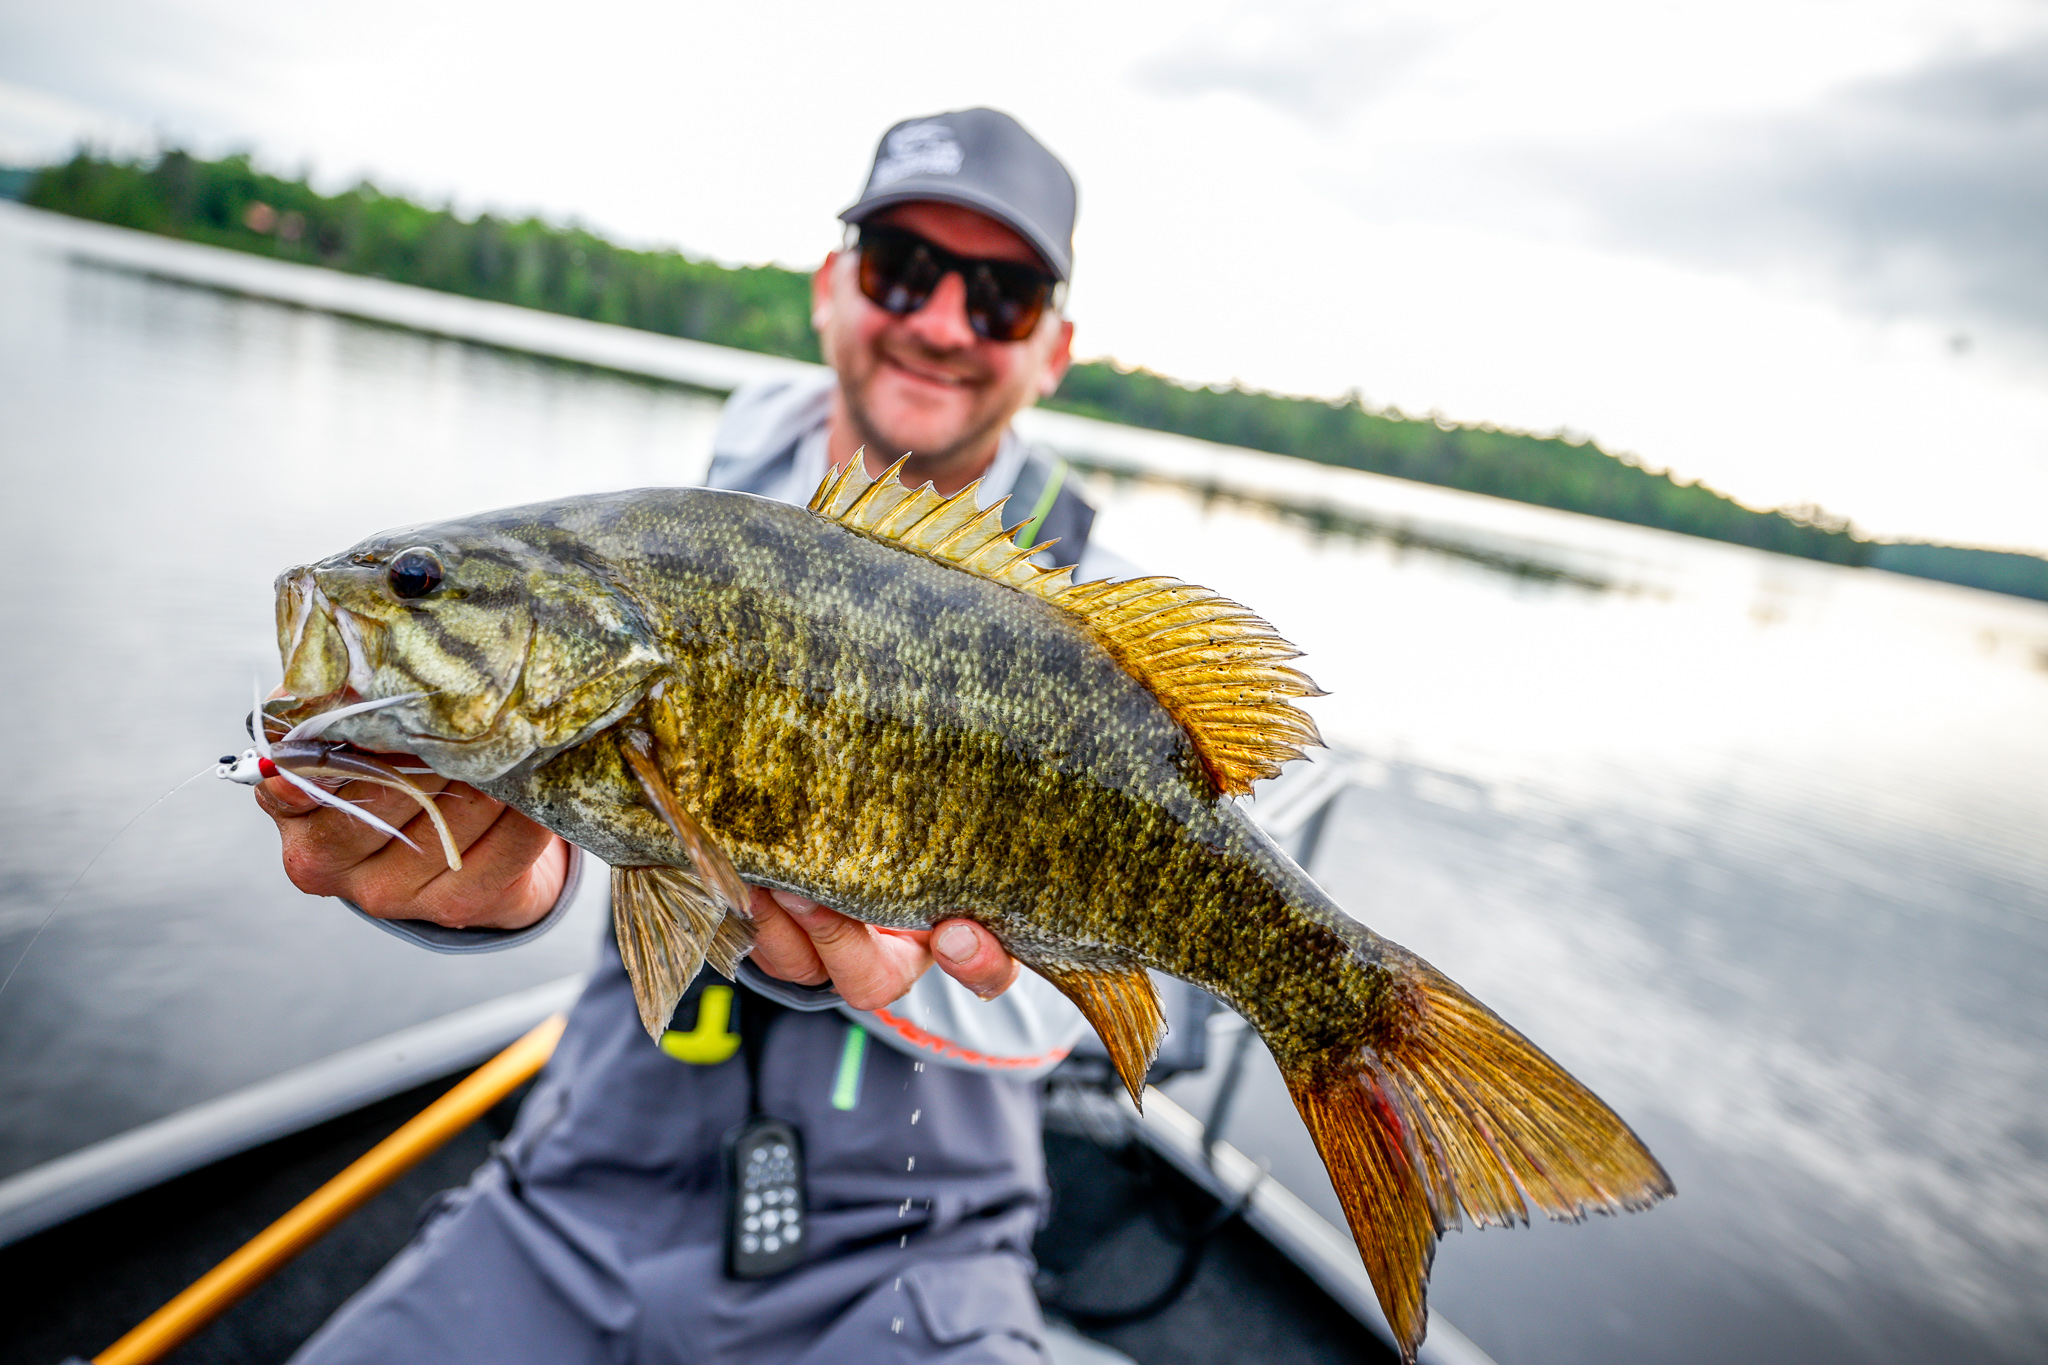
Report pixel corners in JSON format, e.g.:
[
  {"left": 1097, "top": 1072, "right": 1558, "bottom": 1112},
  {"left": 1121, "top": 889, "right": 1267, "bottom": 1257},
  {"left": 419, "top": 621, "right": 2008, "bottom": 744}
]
[
  {"left": 936, "top": 924, "right": 977, "bottom": 964},
  {"left": 270, "top": 783, "right": 316, "bottom": 813},
  {"left": 769, "top": 889, "right": 819, "bottom": 916}
]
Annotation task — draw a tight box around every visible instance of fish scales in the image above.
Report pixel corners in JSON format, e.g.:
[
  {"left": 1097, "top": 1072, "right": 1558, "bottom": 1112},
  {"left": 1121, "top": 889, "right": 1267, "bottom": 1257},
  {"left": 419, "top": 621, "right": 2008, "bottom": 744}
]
[
  {"left": 487, "top": 492, "right": 1389, "bottom": 1055},
  {"left": 268, "top": 465, "right": 1670, "bottom": 1361}
]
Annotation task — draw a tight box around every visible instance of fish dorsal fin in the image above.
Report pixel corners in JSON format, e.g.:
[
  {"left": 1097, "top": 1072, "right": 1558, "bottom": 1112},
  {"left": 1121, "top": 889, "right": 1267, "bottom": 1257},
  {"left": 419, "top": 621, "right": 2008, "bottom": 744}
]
[{"left": 811, "top": 454, "right": 1325, "bottom": 795}]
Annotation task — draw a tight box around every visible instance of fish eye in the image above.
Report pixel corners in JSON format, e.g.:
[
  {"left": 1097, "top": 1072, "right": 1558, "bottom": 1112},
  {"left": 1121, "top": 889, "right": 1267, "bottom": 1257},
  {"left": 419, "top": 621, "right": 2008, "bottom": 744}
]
[{"left": 388, "top": 548, "right": 444, "bottom": 599}]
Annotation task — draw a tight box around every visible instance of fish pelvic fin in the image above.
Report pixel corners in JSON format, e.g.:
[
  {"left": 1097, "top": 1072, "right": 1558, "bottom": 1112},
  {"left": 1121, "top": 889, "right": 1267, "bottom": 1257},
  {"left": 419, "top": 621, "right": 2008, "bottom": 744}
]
[
  {"left": 809, "top": 453, "right": 1323, "bottom": 797},
  {"left": 612, "top": 865, "right": 755, "bottom": 1041},
  {"left": 1278, "top": 961, "right": 1673, "bottom": 1362},
  {"left": 705, "top": 911, "right": 755, "bottom": 982},
  {"left": 1027, "top": 959, "right": 1165, "bottom": 1108}
]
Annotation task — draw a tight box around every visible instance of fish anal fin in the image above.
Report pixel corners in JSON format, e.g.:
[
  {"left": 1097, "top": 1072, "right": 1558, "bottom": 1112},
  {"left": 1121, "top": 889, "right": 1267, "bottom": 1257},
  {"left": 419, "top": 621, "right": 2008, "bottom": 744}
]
[
  {"left": 612, "top": 865, "right": 744, "bottom": 1041},
  {"left": 1029, "top": 960, "right": 1165, "bottom": 1108},
  {"left": 807, "top": 456, "right": 1323, "bottom": 797},
  {"left": 1277, "top": 961, "right": 1674, "bottom": 1362},
  {"left": 620, "top": 729, "right": 750, "bottom": 917}
]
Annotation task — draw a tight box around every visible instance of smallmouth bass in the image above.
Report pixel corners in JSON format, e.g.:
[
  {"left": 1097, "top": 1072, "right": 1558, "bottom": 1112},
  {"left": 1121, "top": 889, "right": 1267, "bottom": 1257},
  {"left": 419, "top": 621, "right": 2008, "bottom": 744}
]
[{"left": 267, "top": 458, "right": 1671, "bottom": 1358}]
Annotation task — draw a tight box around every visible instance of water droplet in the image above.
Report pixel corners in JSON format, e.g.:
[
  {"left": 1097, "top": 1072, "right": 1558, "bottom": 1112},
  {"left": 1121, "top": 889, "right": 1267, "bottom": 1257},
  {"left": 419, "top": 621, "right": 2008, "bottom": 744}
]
[
  {"left": 913, "top": 1062, "right": 924, "bottom": 1072},
  {"left": 906, "top": 1156, "right": 915, "bottom": 1171},
  {"left": 899, "top": 1234, "right": 907, "bottom": 1247},
  {"left": 891, "top": 1316, "right": 904, "bottom": 1334},
  {"left": 895, "top": 1276, "right": 903, "bottom": 1291},
  {"left": 910, "top": 1108, "right": 921, "bottom": 1125}
]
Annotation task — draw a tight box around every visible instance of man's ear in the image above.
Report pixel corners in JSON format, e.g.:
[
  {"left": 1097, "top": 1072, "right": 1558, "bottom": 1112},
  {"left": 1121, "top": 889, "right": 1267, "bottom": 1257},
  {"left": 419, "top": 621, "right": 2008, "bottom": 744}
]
[{"left": 811, "top": 251, "right": 840, "bottom": 335}]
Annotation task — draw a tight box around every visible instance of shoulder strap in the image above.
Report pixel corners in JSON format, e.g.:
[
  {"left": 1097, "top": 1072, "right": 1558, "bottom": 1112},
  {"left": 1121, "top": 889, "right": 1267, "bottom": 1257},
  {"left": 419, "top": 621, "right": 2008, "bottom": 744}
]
[
  {"left": 738, "top": 985, "right": 787, "bottom": 1117},
  {"left": 1004, "top": 451, "right": 1095, "bottom": 570}
]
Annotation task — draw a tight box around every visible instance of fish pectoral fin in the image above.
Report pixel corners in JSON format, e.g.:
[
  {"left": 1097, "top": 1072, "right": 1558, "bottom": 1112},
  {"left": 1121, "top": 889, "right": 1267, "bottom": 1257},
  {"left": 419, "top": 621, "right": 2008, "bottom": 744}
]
[
  {"left": 620, "top": 729, "right": 750, "bottom": 918},
  {"left": 1028, "top": 960, "right": 1166, "bottom": 1108},
  {"left": 1277, "top": 959, "right": 1674, "bottom": 1362},
  {"left": 611, "top": 865, "right": 756, "bottom": 1042}
]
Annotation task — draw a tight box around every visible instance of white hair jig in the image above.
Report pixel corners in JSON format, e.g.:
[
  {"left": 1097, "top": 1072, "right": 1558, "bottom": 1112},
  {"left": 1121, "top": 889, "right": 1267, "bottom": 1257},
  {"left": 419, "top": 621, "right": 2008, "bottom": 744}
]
[{"left": 217, "top": 681, "right": 464, "bottom": 870}]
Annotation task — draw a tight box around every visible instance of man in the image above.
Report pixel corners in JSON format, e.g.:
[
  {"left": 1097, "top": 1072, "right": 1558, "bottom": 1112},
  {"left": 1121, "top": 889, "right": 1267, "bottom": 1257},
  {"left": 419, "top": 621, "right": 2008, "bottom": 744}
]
[{"left": 263, "top": 109, "right": 1126, "bottom": 1364}]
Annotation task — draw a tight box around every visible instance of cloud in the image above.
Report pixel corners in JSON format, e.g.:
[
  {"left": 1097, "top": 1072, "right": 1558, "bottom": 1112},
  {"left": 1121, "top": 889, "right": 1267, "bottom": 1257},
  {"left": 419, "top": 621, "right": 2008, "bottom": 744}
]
[
  {"left": 1548, "top": 37, "right": 2048, "bottom": 343},
  {"left": 0, "top": 79, "right": 152, "bottom": 165},
  {"left": 1133, "top": 3, "right": 1439, "bottom": 126}
]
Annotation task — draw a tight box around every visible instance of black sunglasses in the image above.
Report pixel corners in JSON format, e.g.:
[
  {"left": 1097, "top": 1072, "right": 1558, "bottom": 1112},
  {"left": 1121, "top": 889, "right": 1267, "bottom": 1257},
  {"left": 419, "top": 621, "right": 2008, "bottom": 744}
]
[{"left": 854, "top": 224, "right": 1060, "bottom": 343}]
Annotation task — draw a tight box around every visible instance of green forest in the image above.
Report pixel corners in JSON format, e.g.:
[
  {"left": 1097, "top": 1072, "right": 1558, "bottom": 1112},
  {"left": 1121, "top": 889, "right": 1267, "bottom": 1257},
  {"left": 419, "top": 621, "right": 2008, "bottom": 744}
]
[{"left": 17, "top": 149, "right": 2046, "bottom": 599}]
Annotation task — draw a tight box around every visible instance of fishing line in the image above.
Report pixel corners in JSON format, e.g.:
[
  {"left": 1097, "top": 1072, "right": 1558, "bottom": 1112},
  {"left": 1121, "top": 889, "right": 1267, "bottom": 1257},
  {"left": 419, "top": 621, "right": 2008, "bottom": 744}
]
[{"left": 0, "top": 762, "right": 217, "bottom": 1004}]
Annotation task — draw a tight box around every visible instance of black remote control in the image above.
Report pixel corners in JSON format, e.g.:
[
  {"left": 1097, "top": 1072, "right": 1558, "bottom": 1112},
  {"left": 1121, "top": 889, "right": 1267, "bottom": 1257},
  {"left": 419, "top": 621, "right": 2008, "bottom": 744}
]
[{"left": 724, "top": 1115, "right": 806, "bottom": 1278}]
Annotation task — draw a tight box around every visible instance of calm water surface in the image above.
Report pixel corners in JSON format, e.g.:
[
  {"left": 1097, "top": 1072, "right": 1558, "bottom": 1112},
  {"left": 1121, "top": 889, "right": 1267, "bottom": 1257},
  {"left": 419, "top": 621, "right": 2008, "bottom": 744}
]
[{"left": 2, "top": 211, "right": 2044, "bottom": 1364}]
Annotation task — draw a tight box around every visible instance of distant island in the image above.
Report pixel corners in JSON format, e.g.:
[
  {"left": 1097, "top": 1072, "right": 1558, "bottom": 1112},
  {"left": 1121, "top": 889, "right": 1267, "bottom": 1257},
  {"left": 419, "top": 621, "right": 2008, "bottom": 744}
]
[{"left": 13, "top": 149, "right": 2044, "bottom": 603}]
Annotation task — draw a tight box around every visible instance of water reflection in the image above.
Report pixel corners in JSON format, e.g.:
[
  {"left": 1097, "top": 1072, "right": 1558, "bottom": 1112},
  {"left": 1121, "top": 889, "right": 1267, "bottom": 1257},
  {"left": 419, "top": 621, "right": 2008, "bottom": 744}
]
[
  {"left": 1075, "top": 463, "right": 1614, "bottom": 590},
  {"left": 2, "top": 208, "right": 2045, "bottom": 1364}
]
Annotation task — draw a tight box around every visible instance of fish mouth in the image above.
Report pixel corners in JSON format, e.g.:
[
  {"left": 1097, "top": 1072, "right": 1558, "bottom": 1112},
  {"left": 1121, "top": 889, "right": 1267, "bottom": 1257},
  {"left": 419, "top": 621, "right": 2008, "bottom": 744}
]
[
  {"left": 271, "top": 570, "right": 526, "bottom": 760},
  {"left": 273, "top": 571, "right": 390, "bottom": 738}
]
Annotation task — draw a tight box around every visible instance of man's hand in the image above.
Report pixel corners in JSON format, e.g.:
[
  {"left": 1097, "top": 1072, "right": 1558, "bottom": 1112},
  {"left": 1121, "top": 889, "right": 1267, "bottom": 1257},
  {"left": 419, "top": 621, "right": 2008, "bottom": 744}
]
[
  {"left": 256, "top": 761, "right": 568, "bottom": 931},
  {"left": 745, "top": 888, "right": 1019, "bottom": 1010}
]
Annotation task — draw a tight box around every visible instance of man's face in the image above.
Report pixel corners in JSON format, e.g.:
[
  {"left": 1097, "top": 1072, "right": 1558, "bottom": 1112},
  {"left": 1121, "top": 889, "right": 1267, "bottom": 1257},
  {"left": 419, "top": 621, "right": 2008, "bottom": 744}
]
[{"left": 812, "top": 201, "right": 1074, "bottom": 482}]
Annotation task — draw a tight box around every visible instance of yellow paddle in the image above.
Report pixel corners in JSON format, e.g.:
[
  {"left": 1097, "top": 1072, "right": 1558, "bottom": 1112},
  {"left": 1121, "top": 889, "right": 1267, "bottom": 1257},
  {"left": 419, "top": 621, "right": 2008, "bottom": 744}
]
[{"left": 86, "top": 1014, "right": 566, "bottom": 1365}]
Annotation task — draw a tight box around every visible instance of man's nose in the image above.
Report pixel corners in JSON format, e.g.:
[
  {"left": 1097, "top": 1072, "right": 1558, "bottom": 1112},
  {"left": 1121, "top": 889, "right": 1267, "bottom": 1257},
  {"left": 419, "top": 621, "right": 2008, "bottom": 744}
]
[{"left": 901, "top": 270, "right": 978, "bottom": 350}]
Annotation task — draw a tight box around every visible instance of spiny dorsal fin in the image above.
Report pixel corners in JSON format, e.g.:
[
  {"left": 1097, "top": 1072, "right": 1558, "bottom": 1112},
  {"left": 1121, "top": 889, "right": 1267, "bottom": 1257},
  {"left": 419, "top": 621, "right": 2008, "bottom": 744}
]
[
  {"left": 811, "top": 453, "right": 1325, "bottom": 795},
  {"left": 1027, "top": 959, "right": 1166, "bottom": 1108}
]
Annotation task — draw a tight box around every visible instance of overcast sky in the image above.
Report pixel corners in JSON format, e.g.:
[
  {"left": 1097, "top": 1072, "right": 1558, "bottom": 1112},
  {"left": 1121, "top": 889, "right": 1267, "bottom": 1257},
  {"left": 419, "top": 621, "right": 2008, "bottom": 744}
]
[{"left": 4, "top": 0, "right": 2045, "bottom": 552}]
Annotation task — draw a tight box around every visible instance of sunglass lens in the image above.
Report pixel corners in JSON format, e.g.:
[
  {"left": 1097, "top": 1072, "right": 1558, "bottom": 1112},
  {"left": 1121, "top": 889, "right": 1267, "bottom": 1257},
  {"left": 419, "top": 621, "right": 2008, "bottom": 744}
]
[
  {"left": 858, "top": 230, "right": 939, "bottom": 316},
  {"left": 857, "top": 226, "right": 1055, "bottom": 341},
  {"left": 966, "top": 264, "right": 1051, "bottom": 342}
]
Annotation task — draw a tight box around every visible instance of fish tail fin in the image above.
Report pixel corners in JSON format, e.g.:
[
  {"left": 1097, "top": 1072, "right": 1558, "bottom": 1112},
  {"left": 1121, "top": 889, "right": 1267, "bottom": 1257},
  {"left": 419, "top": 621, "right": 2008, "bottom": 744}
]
[{"left": 1278, "top": 959, "right": 1672, "bottom": 1362}]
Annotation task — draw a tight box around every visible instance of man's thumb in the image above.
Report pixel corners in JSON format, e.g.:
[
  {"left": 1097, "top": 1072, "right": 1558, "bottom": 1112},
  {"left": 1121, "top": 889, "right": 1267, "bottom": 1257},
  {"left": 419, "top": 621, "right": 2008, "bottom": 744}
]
[{"left": 257, "top": 774, "right": 320, "bottom": 815}]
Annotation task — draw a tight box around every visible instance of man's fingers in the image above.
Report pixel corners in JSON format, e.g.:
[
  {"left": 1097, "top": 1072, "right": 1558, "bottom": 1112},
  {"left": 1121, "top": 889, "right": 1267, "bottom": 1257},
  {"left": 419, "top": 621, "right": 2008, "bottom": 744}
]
[
  {"left": 741, "top": 887, "right": 1024, "bottom": 1009},
  {"left": 258, "top": 773, "right": 323, "bottom": 815},
  {"left": 761, "top": 889, "right": 930, "bottom": 1011},
  {"left": 930, "top": 918, "right": 1021, "bottom": 1000},
  {"left": 338, "top": 804, "right": 567, "bottom": 930},
  {"left": 745, "top": 887, "right": 831, "bottom": 988},
  {"left": 258, "top": 765, "right": 537, "bottom": 916},
  {"left": 369, "top": 817, "right": 570, "bottom": 931},
  {"left": 257, "top": 759, "right": 470, "bottom": 870}
]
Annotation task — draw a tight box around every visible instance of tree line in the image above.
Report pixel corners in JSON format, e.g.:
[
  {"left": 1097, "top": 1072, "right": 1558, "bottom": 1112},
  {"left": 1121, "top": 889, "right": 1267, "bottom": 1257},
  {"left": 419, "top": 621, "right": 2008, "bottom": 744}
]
[
  {"left": 27, "top": 149, "right": 820, "bottom": 361},
  {"left": 21, "top": 149, "right": 2045, "bottom": 597}
]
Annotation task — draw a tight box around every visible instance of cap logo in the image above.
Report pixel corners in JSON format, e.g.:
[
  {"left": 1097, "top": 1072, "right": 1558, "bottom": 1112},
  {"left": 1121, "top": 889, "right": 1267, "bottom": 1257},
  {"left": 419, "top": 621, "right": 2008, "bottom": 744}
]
[{"left": 870, "top": 121, "right": 964, "bottom": 189}]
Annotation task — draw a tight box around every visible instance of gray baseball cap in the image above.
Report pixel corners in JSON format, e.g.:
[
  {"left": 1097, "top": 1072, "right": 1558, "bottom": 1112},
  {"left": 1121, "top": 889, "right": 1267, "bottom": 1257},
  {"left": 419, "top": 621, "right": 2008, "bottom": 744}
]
[{"left": 839, "top": 108, "right": 1077, "bottom": 281}]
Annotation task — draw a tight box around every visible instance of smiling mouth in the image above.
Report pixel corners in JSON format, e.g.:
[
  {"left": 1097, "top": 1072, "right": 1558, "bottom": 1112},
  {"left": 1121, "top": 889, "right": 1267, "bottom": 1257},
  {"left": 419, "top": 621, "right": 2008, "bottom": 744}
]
[{"left": 882, "top": 351, "right": 977, "bottom": 389}]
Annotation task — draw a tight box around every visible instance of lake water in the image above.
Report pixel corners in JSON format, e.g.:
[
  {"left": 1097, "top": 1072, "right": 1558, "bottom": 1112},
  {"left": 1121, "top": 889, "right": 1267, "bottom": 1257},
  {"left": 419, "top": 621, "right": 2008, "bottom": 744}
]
[{"left": 2, "top": 206, "right": 2044, "bottom": 1365}]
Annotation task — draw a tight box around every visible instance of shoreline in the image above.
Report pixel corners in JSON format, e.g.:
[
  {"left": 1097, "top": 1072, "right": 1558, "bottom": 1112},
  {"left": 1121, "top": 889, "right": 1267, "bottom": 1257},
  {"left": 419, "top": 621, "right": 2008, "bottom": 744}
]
[{"left": 7, "top": 200, "right": 2042, "bottom": 607}]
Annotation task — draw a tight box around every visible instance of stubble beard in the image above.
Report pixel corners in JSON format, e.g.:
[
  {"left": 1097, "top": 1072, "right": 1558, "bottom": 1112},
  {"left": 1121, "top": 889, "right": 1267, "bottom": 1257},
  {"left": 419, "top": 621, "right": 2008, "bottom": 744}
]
[{"left": 839, "top": 366, "right": 1011, "bottom": 482}]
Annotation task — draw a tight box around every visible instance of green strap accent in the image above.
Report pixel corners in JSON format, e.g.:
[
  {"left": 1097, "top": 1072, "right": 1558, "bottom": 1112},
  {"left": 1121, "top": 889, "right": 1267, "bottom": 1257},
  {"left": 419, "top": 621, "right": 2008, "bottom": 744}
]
[
  {"left": 830, "top": 1024, "right": 868, "bottom": 1111},
  {"left": 659, "top": 985, "right": 741, "bottom": 1065},
  {"left": 1013, "top": 458, "right": 1069, "bottom": 550}
]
